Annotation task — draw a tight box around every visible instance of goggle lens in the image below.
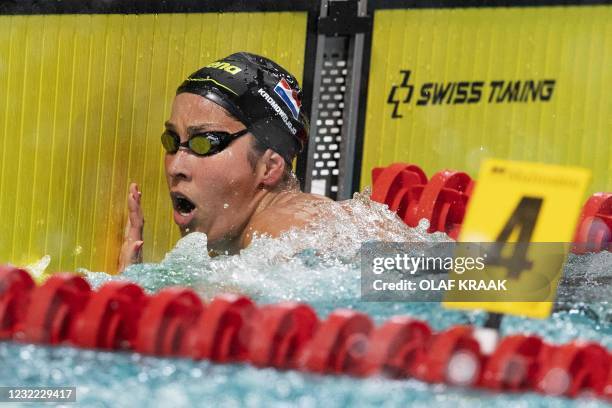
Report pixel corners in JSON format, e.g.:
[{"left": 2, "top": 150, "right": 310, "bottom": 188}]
[
  {"left": 161, "top": 131, "right": 179, "bottom": 153},
  {"left": 189, "top": 136, "right": 213, "bottom": 155}
]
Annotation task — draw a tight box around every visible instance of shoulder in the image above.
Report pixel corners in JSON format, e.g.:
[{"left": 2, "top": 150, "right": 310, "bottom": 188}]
[{"left": 241, "top": 192, "right": 335, "bottom": 246}]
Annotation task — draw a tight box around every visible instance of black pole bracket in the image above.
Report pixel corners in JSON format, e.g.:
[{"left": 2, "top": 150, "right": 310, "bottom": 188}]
[{"left": 318, "top": 0, "right": 372, "bottom": 35}]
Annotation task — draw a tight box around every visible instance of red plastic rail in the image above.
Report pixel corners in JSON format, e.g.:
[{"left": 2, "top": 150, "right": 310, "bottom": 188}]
[
  {"left": 0, "top": 265, "right": 609, "bottom": 400},
  {"left": 573, "top": 193, "right": 612, "bottom": 253},
  {"left": 372, "top": 163, "right": 475, "bottom": 239},
  {"left": 371, "top": 163, "right": 610, "bottom": 251}
]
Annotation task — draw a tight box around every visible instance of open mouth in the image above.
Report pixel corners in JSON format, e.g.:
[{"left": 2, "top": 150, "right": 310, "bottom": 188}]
[{"left": 171, "top": 192, "right": 196, "bottom": 216}]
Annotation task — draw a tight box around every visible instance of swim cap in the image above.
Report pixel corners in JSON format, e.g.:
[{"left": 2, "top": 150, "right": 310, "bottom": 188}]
[{"left": 176, "top": 52, "right": 308, "bottom": 164}]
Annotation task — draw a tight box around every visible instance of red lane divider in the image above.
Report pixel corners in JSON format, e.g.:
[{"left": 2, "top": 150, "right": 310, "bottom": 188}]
[
  {"left": 371, "top": 163, "right": 428, "bottom": 226},
  {"left": 360, "top": 316, "right": 431, "bottom": 378},
  {"left": 188, "top": 294, "right": 254, "bottom": 362},
  {"left": 0, "top": 266, "right": 34, "bottom": 339},
  {"left": 414, "top": 325, "right": 483, "bottom": 386},
  {"left": 605, "top": 362, "right": 612, "bottom": 399},
  {"left": 573, "top": 193, "right": 612, "bottom": 253},
  {"left": 414, "top": 170, "right": 473, "bottom": 239},
  {"left": 0, "top": 265, "right": 610, "bottom": 401},
  {"left": 135, "top": 287, "right": 203, "bottom": 357},
  {"left": 371, "top": 163, "right": 610, "bottom": 251},
  {"left": 481, "top": 334, "right": 548, "bottom": 391},
  {"left": 535, "top": 342, "right": 610, "bottom": 397},
  {"left": 299, "top": 309, "right": 373, "bottom": 376},
  {"left": 71, "top": 281, "right": 146, "bottom": 350},
  {"left": 249, "top": 302, "right": 318, "bottom": 369},
  {"left": 371, "top": 164, "right": 473, "bottom": 239},
  {"left": 21, "top": 274, "right": 91, "bottom": 344}
]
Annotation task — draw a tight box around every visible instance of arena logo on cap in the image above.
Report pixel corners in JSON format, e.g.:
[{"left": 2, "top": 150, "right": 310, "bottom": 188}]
[
  {"left": 273, "top": 78, "right": 301, "bottom": 120},
  {"left": 205, "top": 61, "right": 242, "bottom": 75}
]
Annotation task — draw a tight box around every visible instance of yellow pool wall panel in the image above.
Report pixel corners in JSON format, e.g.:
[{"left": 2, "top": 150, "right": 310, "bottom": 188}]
[
  {"left": 361, "top": 6, "right": 612, "bottom": 194},
  {"left": 0, "top": 12, "right": 307, "bottom": 273}
]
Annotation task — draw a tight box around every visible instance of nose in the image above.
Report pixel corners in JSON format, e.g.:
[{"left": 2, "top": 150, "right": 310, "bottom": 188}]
[{"left": 165, "top": 148, "right": 192, "bottom": 183}]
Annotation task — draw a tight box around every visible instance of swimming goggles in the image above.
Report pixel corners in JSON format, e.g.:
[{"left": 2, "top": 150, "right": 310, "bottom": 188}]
[{"left": 161, "top": 128, "right": 249, "bottom": 156}]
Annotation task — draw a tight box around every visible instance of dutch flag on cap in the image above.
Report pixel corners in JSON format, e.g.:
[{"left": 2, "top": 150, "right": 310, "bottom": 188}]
[{"left": 273, "top": 78, "right": 301, "bottom": 120}]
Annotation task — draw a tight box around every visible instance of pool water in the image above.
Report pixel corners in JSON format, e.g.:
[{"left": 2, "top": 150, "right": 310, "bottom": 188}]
[{"left": 1, "top": 192, "right": 610, "bottom": 407}]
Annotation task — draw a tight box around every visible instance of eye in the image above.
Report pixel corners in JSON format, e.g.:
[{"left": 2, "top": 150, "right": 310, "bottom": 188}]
[
  {"left": 189, "top": 136, "right": 213, "bottom": 154},
  {"left": 161, "top": 130, "right": 179, "bottom": 153}
]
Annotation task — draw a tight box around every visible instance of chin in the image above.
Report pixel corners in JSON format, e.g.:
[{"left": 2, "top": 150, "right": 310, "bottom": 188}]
[{"left": 177, "top": 221, "right": 198, "bottom": 237}]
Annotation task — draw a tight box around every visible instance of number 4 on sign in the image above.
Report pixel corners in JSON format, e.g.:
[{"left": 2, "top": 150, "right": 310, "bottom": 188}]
[
  {"left": 483, "top": 196, "right": 543, "bottom": 329},
  {"left": 488, "top": 196, "right": 543, "bottom": 280},
  {"left": 443, "top": 159, "right": 591, "bottom": 320}
]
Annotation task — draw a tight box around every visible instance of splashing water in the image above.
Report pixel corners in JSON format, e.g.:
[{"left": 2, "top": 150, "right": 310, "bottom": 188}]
[
  {"left": 24, "top": 254, "right": 51, "bottom": 281},
  {"left": 86, "top": 190, "right": 450, "bottom": 303}
]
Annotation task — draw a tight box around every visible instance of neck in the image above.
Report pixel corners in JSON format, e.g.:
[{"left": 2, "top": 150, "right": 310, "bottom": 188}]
[{"left": 207, "top": 185, "right": 296, "bottom": 255}]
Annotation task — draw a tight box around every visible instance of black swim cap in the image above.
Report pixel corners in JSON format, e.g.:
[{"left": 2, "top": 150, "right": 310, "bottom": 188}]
[{"left": 176, "top": 52, "right": 308, "bottom": 164}]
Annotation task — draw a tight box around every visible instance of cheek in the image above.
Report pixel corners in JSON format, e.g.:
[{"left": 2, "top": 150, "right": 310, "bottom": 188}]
[
  {"left": 191, "top": 160, "right": 240, "bottom": 200},
  {"left": 163, "top": 156, "right": 171, "bottom": 178}
]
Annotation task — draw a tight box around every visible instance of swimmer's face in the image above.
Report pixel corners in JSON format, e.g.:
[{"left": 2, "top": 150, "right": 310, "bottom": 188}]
[{"left": 164, "top": 93, "right": 261, "bottom": 249}]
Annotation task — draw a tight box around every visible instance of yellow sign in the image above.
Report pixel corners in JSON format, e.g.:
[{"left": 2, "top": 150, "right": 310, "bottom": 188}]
[
  {"left": 444, "top": 159, "right": 591, "bottom": 318},
  {"left": 361, "top": 6, "right": 612, "bottom": 195}
]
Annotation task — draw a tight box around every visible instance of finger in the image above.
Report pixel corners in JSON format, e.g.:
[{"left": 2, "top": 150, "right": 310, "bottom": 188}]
[
  {"left": 129, "top": 183, "right": 142, "bottom": 203},
  {"left": 125, "top": 184, "right": 144, "bottom": 241},
  {"left": 127, "top": 184, "right": 142, "bottom": 213},
  {"left": 128, "top": 195, "right": 144, "bottom": 230},
  {"left": 124, "top": 183, "right": 138, "bottom": 237}
]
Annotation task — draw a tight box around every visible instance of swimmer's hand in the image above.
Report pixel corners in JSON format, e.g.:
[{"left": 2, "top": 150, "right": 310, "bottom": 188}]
[{"left": 118, "top": 183, "right": 144, "bottom": 273}]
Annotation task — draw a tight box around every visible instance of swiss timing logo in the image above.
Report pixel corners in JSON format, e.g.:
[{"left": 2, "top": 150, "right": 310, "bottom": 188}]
[{"left": 387, "top": 70, "right": 556, "bottom": 119}]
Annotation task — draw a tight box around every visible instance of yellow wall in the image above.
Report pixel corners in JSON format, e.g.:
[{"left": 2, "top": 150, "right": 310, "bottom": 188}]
[
  {"left": 361, "top": 6, "right": 611, "bottom": 194},
  {"left": 0, "top": 12, "right": 307, "bottom": 273}
]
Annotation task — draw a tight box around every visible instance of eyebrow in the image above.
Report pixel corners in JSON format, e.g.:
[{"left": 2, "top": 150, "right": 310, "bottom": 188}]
[{"left": 164, "top": 121, "right": 225, "bottom": 135}]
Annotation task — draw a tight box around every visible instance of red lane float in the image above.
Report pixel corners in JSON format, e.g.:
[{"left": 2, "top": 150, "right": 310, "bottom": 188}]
[
  {"left": 604, "top": 359, "right": 612, "bottom": 399},
  {"left": 0, "top": 266, "right": 35, "bottom": 339},
  {"left": 188, "top": 294, "right": 254, "bottom": 362},
  {"left": 414, "top": 171, "right": 473, "bottom": 239},
  {"left": 249, "top": 302, "right": 318, "bottom": 369},
  {"left": 360, "top": 316, "right": 431, "bottom": 377},
  {"left": 371, "top": 165, "right": 474, "bottom": 238},
  {"left": 413, "top": 325, "right": 483, "bottom": 386},
  {"left": 535, "top": 342, "right": 610, "bottom": 398},
  {"left": 0, "top": 266, "right": 610, "bottom": 401},
  {"left": 20, "top": 274, "right": 91, "bottom": 344},
  {"left": 135, "top": 287, "right": 203, "bottom": 357},
  {"left": 71, "top": 282, "right": 146, "bottom": 350},
  {"left": 299, "top": 309, "right": 373, "bottom": 375},
  {"left": 573, "top": 193, "right": 612, "bottom": 253},
  {"left": 371, "top": 163, "right": 428, "bottom": 225},
  {"left": 481, "top": 334, "right": 548, "bottom": 391}
]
